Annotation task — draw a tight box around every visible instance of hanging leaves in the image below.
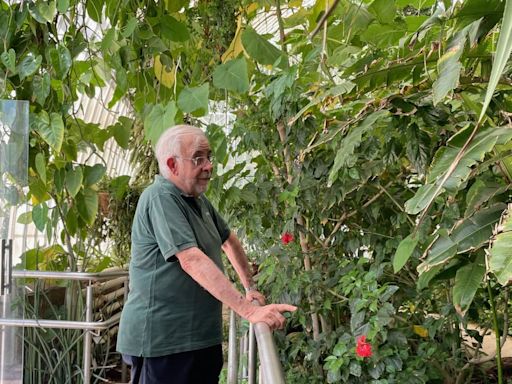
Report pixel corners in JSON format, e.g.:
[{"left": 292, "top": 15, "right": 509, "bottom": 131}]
[
  {"left": 31, "top": 111, "right": 64, "bottom": 152},
  {"left": 66, "top": 166, "right": 83, "bottom": 197},
  {"left": 76, "top": 187, "right": 99, "bottom": 225},
  {"left": 405, "top": 127, "right": 512, "bottom": 215},
  {"left": 417, "top": 204, "right": 505, "bottom": 274},
  {"left": 453, "top": 255, "right": 486, "bottom": 316},
  {"left": 18, "top": 54, "right": 42, "bottom": 80},
  {"left": 177, "top": 83, "right": 209, "bottom": 115},
  {"left": 478, "top": 0, "right": 512, "bottom": 122},
  {"left": 489, "top": 204, "right": 512, "bottom": 286},
  {"left": 144, "top": 102, "right": 178, "bottom": 147},
  {"left": 154, "top": 55, "right": 176, "bottom": 89},
  {"left": 160, "top": 15, "right": 190, "bottom": 42},
  {"left": 241, "top": 27, "right": 285, "bottom": 67},
  {"left": 46, "top": 44, "right": 72, "bottom": 79},
  {"left": 393, "top": 234, "right": 419, "bottom": 273},
  {"left": 213, "top": 58, "right": 249, "bottom": 93}
]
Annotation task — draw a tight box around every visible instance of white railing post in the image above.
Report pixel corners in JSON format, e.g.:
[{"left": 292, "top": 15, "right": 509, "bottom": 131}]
[
  {"left": 227, "top": 310, "right": 238, "bottom": 384},
  {"left": 248, "top": 322, "right": 257, "bottom": 384},
  {"left": 83, "top": 284, "right": 93, "bottom": 384}
]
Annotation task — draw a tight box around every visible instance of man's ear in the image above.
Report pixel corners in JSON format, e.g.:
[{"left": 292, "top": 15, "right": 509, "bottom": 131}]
[{"left": 167, "top": 157, "right": 177, "bottom": 175}]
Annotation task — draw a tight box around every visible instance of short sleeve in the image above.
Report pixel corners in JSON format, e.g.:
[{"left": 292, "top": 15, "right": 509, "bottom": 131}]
[{"left": 149, "top": 193, "right": 197, "bottom": 261}]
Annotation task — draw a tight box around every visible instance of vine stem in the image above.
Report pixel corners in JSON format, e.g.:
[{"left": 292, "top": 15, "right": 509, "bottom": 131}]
[{"left": 487, "top": 280, "right": 503, "bottom": 384}]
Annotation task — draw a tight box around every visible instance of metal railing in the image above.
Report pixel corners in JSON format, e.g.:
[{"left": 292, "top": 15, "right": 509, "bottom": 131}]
[
  {"left": 1, "top": 269, "right": 286, "bottom": 383},
  {"left": 0, "top": 269, "right": 129, "bottom": 384},
  {"left": 227, "top": 306, "right": 286, "bottom": 384}
]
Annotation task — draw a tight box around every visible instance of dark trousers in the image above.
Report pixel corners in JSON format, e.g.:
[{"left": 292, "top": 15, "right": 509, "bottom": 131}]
[{"left": 122, "top": 344, "right": 223, "bottom": 384}]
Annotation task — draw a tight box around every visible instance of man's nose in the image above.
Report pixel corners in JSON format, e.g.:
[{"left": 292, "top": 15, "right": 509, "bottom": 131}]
[{"left": 202, "top": 159, "right": 213, "bottom": 172}]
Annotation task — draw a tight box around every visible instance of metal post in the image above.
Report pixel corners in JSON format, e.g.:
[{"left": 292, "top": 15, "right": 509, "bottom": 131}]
[
  {"left": 254, "top": 322, "right": 285, "bottom": 384},
  {"left": 7, "top": 240, "right": 12, "bottom": 293},
  {"left": 240, "top": 333, "right": 247, "bottom": 379},
  {"left": 83, "top": 284, "right": 93, "bottom": 384},
  {"left": 227, "top": 310, "right": 238, "bottom": 384},
  {"left": 248, "top": 323, "right": 257, "bottom": 384},
  {"left": 121, "top": 279, "right": 129, "bottom": 384},
  {"left": 0, "top": 239, "right": 6, "bottom": 296}
]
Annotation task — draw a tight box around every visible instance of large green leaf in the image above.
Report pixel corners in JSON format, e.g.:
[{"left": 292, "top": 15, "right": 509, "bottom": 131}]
[
  {"left": 31, "top": 111, "right": 64, "bottom": 152},
  {"left": 417, "top": 259, "right": 460, "bottom": 290},
  {"left": 328, "top": 111, "right": 389, "bottom": 186},
  {"left": 417, "top": 235, "right": 457, "bottom": 274},
  {"left": 241, "top": 27, "right": 284, "bottom": 66},
  {"left": 29, "top": 178, "right": 50, "bottom": 204},
  {"left": 144, "top": 102, "right": 178, "bottom": 147},
  {"left": 32, "top": 203, "right": 48, "bottom": 232},
  {"left": 65, "top": 166, "right": 83, "bottom": 197},
  {"left": 404, "top": 183, "right": 442, "bottom": 215},
  {"left": 83, "top": 164, "right": 106, "bottom": 186},
  {"left": 464, "top": 180, "right": 509, "bottom": 217},
  {"left": 34, "top": 153, "right": 46, "bottom": 184},
  {"left": 76, "top": 187, "right": 98, "bottom": 225},
  {"left": 29, "top": 1, "right": 56, "bottom": 23},
  {"left": 177, "top": 83, "right": 209, "bottom": 115},
  {"left": 18, "top": 54, "right": 42, "bottom": 80},
  {"left": 479, "top": 0, "right": 512, "bottom": 122},
  {"left": 86, "top": 0, "right": 103, "bottom": 22},
  {"left": 65, "top": 208, "right": 78, "bottom": 236},
  {"left": 164, "top": 0, "right": 188, "bottom": 13},
  {"left": 368, "top": 0, "right": 396, "bottom": 24},
  {"left": 361, "top": 22, "right": 408, "bottom": 48},
  {"left": 489, "top": 206, "right": 512, "bottom": 285},
  {"left": 57, "top": 0, "right": 69, "bottom": 13},
  {"left": 112, "top": 117, "right": 133, "bottom": 149},
  {"left": 110, "top": 175, "right": 130, "bottom": 199},
  {"left": 451, "top": 204, "right": 505, "bottom": 252},
  {"left": 406, "top": 127, "right": 512, "bottom": 214},
  {"left": 213, "top": 58, "right": 249, "bottom": 93},
  {"left": 453, "top": 255, "right": 486, "bottom": 316},
  {"left": 160, "top": 15, "right": 190, "bottom": 42},
  {"left": 432, "top": 21, "right": 476, "bottom": 105},
  {"left": 32, "top": 73, "right": 51, "bottom": 105},
  {"left": 393, "top": 234, "right": 419, "bottom": 273},
  {"left": 46, "top": 44, "right": 72, "bottom": 79},
  {"left": 1, "top": 49, "right": 16, "bottom": 74}
]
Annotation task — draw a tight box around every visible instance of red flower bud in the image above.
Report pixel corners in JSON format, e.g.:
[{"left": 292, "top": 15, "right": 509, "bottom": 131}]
[
  {"left": 355, "top": 335, "right": 372, "bottom": 358},
  {"left": 281, "top": 232, "right": 294, "bottom": 245}
]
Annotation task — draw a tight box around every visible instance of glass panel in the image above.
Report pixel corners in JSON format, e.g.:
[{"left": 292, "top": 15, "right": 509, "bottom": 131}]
[{"left": 0, "top": 100, "right": 29, "bottom": 384}]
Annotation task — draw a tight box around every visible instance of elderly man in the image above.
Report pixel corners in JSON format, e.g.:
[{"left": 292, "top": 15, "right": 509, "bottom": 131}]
[{"left": 117, "top": 125, "right": 296, "bottom": 383}]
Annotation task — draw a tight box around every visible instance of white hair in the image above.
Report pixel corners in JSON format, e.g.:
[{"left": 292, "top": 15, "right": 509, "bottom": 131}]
[{"left": 154, "top": 124, "right": 206, "bottom": 179}]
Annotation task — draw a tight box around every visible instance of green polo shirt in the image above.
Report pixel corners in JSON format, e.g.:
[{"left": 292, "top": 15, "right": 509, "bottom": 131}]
[{"left": 117, "top": 175, "right": 230, "bottom": 357}]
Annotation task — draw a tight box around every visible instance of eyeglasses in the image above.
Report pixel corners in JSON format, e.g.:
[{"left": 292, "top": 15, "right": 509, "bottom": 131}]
[{"left": 175, "top": 154, "right": 214, "bottom": 168}]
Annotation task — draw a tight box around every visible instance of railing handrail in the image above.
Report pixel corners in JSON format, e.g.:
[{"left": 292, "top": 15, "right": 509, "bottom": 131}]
[
  {"left": 12, "top": 269, "right": 129, "bottom": 282},
  {"left": 227, "top": 303, "right": 286, "bottom": 383},
  {"left": 254, "top": 322, "right": 286, "bottom": 383},
  {"left": 0, "top": 312, "right": 121, "bottom": 330},
  {"left": 2, "top": 269, "right": 129, "bottom": 384}
]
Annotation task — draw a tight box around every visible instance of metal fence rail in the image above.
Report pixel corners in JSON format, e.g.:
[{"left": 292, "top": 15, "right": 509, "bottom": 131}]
[
  {"left": 2, "top": 270, "right": 286, "bottom": 383},
  {"left": 227, "top": 306, "right": 286, "bottom": 384},
  {"left": 0, "top": 269, "right": 129, "bottom": 384}
]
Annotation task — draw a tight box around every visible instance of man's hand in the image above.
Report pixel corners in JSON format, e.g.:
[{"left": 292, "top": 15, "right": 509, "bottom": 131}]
[
  {"left": 246, "top": 290, "right": 266, "bottom": 305},
  {"left": 243, "top": 304, "right": 297, "bottom": 330}
]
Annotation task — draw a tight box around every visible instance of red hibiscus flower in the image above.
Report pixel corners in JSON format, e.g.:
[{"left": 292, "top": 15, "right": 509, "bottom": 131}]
[
  {"left": 355, "top": 335, "right": 372, "bottom": 358},
  {"left": 281, "top": 232, "right": 294, "bottom": 245}
]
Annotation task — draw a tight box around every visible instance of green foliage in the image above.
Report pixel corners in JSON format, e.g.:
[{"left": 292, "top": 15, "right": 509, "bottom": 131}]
[{"left": 2, "top": 0, "right": 512, "bottom": 381}]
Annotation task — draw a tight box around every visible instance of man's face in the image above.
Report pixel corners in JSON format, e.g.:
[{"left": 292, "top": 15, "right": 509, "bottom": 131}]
[{"left": 174, "top": 135, "right": 213, "bottom": 197}]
